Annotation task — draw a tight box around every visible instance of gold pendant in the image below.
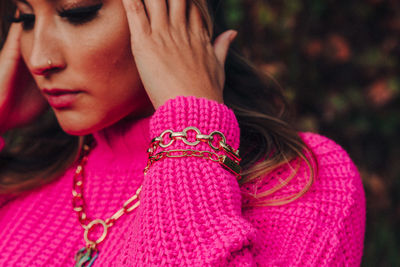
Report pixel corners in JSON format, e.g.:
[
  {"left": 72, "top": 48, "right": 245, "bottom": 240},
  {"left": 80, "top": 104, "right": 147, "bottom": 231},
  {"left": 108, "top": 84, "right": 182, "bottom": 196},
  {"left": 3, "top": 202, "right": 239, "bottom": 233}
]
[{"left": 74, "top": 246, "right": 99, "bottom": 267}]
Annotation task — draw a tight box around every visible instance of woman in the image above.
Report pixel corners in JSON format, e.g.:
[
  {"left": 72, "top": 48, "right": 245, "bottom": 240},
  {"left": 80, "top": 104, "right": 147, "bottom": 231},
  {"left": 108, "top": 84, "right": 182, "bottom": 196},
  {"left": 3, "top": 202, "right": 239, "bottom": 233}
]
[{"left": 0, "top": 0, "right": 366, "bottom": 266}]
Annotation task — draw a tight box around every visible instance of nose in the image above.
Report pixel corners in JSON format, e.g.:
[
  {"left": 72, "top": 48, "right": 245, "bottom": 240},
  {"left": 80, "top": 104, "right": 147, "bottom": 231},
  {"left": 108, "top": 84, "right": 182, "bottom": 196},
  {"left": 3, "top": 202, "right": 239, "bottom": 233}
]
[
  {"left": 31, "top": 60, "right": 62, "bottom": 76},
  {"left": 28, "top": 19, "right": 65, "bottom": 76}
]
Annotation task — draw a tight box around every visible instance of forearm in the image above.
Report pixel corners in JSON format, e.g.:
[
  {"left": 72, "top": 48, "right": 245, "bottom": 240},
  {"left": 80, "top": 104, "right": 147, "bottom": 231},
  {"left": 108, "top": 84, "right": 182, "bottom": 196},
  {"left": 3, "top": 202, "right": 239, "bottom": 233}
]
[{"left": 118, "top": 96, "right": 258, "bottom": 266}]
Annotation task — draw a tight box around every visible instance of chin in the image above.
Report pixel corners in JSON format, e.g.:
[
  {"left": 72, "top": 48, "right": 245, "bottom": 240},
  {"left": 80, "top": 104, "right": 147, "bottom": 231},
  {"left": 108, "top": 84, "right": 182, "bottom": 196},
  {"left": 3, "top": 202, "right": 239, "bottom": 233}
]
[
  {"left": 54, "top": 111, "right": 132, "bottom": 136},
  {"left": 52, "top": 103, "right": 152, "bottom": 136},
  {"left": 59, "top": 123, "right": 99, "bottom": 136},
  {"left": 54, "top": 113, "right": 104, "bottom": 136}
]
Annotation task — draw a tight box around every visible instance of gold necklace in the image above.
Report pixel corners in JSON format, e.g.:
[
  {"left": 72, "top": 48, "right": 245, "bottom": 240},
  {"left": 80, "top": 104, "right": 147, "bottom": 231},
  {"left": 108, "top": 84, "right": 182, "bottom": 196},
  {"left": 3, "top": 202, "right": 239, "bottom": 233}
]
[
  {"left": 72, "top": 142, "right": 142, "bottom": 267},
  {"left": 71, "top": 126, "right": 239, "bottom": 266}
]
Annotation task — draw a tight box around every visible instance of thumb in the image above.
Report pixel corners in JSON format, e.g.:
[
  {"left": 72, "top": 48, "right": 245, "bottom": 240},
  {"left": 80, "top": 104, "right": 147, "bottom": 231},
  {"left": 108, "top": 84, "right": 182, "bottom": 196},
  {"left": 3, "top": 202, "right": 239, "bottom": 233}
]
[{"left": 213, "top": 30, "right": 238, "bottom": 66}]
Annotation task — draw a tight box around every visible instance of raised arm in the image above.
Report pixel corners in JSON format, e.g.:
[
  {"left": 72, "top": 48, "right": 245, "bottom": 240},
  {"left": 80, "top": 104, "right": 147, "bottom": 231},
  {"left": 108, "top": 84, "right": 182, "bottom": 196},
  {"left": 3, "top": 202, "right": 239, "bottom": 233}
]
[{"left": 118, "top": 96, "right": 258, "bottom": 266}]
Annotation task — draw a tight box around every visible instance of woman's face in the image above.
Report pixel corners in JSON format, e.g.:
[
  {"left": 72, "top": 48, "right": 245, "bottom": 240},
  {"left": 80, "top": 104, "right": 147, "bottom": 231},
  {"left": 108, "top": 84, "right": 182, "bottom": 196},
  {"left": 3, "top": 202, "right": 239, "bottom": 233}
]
[{"left": 14, "top": 0, "right": 152, "bottom": 135}]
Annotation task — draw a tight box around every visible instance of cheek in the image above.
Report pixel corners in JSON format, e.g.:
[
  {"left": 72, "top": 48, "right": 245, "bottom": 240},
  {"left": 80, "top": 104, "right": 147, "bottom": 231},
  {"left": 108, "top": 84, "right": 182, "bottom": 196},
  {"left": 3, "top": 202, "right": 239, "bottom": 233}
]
[
  {"left": 92, "top": 37, "right": 137, "bottom": 86},
  {"left": 20, "top": 34, "right": 32, "bottom": 66},
  {"left": 67, "top": 16, "right": 139, "bottom": 91},
  {"left": 64, "top": 18, "right": 146, "bottom": 126}
]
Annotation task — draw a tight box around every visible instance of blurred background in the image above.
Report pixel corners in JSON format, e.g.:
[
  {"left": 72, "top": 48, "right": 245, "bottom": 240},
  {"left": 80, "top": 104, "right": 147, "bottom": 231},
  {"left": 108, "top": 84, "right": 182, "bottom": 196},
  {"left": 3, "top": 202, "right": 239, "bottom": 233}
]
[{"left": 220, "top": 0, "right": 399, "bottom": 266}]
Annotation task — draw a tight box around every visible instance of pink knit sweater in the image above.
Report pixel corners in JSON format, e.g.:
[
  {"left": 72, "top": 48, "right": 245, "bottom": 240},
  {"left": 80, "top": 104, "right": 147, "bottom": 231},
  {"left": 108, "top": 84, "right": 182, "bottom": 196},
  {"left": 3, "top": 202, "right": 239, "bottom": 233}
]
[{"left": 0, "top": 96, "right": 366, "bottom": 266}]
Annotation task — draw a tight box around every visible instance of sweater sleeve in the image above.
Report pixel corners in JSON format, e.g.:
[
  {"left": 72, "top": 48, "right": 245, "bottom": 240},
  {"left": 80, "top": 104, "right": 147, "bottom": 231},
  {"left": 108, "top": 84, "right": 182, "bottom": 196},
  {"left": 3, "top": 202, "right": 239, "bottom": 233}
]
[
  {"left": 240, "top": 132, "right": 366, "bottom": 266},
  {"left": 118, "top": 96, "right": 258, "bottom": 266},
  {"left": 300, "top": 133, "right": 366, "bottom": 266}
]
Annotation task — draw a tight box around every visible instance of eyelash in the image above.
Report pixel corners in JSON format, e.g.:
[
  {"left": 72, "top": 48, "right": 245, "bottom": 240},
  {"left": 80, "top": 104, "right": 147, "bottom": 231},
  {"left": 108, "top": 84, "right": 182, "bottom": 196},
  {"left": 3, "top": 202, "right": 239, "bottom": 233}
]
[{"left": 10, "top": 3, "right": 103, "bottom": 30}]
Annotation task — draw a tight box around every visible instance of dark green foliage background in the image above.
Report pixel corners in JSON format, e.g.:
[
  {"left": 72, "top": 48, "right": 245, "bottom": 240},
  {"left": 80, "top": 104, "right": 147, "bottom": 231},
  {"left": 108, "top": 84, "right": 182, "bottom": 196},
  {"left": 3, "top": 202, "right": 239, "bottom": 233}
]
[{"left": 220, "top": 0, "right": 399, "bottom": 265}]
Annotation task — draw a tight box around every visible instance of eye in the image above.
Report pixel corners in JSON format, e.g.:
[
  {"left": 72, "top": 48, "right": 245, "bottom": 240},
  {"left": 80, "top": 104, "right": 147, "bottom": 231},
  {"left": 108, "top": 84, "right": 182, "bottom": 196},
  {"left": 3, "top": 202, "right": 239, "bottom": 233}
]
[
  {"left": 9, "top": 3, "right": 103, "bottom": 30},
  {"left": 9, "top": 14, "right": 35, "bottom": 31},
  {"left": 58, "top": 3, "right": 103, "bottom": 25}
]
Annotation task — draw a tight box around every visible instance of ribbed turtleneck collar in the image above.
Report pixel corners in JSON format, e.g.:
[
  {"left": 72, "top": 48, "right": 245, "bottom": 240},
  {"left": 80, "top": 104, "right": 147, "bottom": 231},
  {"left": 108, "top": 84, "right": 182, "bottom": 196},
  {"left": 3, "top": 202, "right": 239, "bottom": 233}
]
[{"left": 89, "top": 115, "right": 152, "bottom": 166}]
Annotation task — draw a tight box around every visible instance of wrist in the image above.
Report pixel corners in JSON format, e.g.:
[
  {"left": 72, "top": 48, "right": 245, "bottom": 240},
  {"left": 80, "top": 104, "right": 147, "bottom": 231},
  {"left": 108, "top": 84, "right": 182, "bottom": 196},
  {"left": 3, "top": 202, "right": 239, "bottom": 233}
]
[
  {"left": 150, "top": 95, "right": 239, "bottom": 150},
  {"left": 151, "top": 90, "right": 223, "bottom": 110}
]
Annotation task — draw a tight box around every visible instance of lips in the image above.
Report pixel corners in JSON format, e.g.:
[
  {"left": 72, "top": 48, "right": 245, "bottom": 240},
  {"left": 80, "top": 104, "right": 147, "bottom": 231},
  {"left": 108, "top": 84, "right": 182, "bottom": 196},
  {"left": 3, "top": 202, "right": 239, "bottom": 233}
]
[{"left": 42, "top": 88, "right": 82, "bottom": 109}]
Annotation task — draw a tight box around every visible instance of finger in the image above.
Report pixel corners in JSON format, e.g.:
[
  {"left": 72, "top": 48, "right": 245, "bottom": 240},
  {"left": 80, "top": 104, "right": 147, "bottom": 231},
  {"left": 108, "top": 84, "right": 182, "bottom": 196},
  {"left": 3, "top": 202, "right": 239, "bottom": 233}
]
[
  {"left": 3, "top": 11, "right": 22, "bottom": 52},
  {"left": 213, "top": 30, "right": 237, "bottom": 66},
  {"left": 122, "top": 0, "right": 151, "bottom": 37},
  {"left": 168, "top": 0, "right": 186, "bottom": 28},
  {"left": 1, "top": 22, "right": 23, "bottom": 61},
  {"left": 143, "top": 0, "right": 168, "bottom": 30},
  {"left": 188, "top": 1, "right": 205, "bottom": 36}
]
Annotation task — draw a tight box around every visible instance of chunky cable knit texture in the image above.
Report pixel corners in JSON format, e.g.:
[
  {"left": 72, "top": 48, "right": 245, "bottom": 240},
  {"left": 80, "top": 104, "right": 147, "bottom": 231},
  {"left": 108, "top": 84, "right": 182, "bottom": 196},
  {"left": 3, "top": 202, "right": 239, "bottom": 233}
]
[{"left": 0, "top": 96, "right": 366, "bottom": 266}]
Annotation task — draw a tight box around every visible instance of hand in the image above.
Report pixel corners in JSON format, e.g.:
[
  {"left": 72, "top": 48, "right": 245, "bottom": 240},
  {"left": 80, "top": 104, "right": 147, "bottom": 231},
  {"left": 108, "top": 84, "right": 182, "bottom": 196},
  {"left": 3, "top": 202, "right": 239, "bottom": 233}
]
[
  {"left": 0, "top": 21, "right": 48, "bottom": 133},
  {"left": 122, "top": 0, "right": 237, "bottom": 109}
]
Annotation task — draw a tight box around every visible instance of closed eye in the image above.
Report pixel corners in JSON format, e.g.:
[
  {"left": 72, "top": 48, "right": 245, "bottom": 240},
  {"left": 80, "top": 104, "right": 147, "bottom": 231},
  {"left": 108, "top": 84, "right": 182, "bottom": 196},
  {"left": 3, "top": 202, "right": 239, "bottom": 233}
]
[
  {"left": 58, "top": 3, "right": 103, "bottom": 25},
  {"left": 10, "top": 3, "right": 103, "bottom": 30}
]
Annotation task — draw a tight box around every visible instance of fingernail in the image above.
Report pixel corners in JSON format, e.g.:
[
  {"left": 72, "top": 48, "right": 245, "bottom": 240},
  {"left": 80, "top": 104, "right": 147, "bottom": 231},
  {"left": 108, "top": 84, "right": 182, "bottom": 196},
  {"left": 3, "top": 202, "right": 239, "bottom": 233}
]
[{"left": 229, "top": 30, "right": 238, "bottom": 41}]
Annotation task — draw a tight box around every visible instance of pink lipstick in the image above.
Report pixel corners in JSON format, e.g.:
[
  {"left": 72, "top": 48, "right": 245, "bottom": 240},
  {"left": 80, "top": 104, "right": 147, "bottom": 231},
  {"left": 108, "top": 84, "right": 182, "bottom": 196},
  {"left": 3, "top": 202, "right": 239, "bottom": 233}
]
[{"left": 43, "top": 89, "right": 82, "bottom": 109}]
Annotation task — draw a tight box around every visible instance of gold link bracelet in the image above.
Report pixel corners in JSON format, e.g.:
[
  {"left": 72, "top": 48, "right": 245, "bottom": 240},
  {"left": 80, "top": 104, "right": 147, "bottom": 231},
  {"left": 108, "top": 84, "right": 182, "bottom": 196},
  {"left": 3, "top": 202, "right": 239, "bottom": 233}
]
[
  {"left": 145, "top": 149, "right": 241, "bottom": 179},
  {"left": 145, "top": 127, "right": 242, "bottom": 179},
  {"left": 149, "top": 127, "right": 239, "bottom": 155}
]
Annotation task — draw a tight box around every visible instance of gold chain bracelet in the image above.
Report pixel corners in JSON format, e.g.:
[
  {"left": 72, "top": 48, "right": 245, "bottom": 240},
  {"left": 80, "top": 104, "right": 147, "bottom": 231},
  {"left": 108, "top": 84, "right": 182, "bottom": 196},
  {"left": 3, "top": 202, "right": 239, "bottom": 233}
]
[{"left": 145, "top": 127, "right": 242, "bottom": 179}]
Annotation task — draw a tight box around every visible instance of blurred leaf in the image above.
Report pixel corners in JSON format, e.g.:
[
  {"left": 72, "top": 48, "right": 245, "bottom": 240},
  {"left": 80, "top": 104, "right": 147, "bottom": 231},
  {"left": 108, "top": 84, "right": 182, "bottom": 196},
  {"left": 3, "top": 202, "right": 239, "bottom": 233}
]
[
  {"left": 367, "top": 79, "right": 397, "bottom": 107},
  {"left": 284, "top": 0, "right": 302, "bottom": 15},
  {"left": 224, "top": 0, "right": 244, "bottom": 27},
  {"left": 330, "top": 94, "right": 348, "bottom": 112},
  {"left": 257, "top": 4, "right": 275, "bottom": 27},
  {"left": 356, "top": 48, "right": 396, "bottom": 68},
  {"left": 388, "top": 78, "right": 400, "bottom": 93}
]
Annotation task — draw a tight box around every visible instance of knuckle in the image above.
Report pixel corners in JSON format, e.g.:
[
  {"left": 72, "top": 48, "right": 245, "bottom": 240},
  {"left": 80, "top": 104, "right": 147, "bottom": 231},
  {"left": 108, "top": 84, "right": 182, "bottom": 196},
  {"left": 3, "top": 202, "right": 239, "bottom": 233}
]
[{"left": 126, "top": 0, "right": 145, "bottom": 14}]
